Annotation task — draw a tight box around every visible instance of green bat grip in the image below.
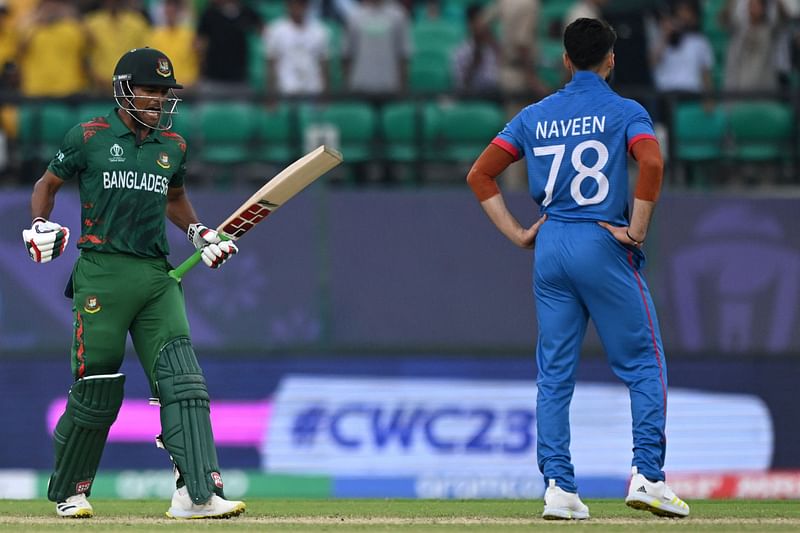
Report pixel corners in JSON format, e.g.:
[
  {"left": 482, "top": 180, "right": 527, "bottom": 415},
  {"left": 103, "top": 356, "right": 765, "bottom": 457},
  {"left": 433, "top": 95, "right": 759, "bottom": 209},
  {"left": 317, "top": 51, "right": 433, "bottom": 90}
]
[
  {"left": 168, "top": 233, "right": 232, "bottom": 282},
  {"left": 168, "top": 250, "right": 202, "bottom": 282}
]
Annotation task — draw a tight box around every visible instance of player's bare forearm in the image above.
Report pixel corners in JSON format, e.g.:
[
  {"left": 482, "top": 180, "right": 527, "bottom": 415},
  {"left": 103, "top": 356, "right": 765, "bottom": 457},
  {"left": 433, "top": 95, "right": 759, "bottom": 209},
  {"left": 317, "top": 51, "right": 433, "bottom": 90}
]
[
  {"left": 598, "top": 199, "right": 656, "bottom": 248},
  {"left": 31, "top": 171, "right": 65, "bottom": 220},
  {"left": 468, "top": 143, "right": 545, "bottom": 248},
  {"left": 479, "top": 195, "right": 546, "bottom": 249},
  {"left": 628, "top": 198, "right": 657, "bottom": 242},
  {"left": 599, "top": 139, "right": 662, "bottom": 247},
  {"left": 166, "top": 186, "right": 199, "bottom": 232}
]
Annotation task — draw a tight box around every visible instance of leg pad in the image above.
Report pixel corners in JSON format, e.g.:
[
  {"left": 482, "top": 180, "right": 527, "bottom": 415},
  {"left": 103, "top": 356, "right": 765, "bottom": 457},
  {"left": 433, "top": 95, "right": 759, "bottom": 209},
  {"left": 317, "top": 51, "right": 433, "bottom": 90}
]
[
  {"left": 48, "top": 373, "right": 125, "bottom": 502},
  {"left": 156, "top": 337, "right": 224, "bottom": 504}
]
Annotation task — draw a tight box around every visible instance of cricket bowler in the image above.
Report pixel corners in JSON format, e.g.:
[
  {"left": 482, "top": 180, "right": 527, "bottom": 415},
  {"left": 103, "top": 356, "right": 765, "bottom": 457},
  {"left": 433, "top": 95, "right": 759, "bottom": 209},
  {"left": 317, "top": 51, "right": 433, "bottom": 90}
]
[
  {"left": 22, "top": 47, "right": 245, "bottom": 519},
  {"left": 467, "top": 19, "right": 689, "bottom": 520}
]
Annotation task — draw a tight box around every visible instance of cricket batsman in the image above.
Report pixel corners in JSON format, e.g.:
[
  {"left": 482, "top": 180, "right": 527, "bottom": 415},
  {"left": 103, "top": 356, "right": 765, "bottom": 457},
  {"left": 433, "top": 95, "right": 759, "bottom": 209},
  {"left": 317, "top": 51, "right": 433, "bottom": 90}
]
[
  {"left": 467, "top": 19, "right": 689, "bottom": 519},
  {"left": 22, "top": 47, "right": 245, "bottom": 519}
]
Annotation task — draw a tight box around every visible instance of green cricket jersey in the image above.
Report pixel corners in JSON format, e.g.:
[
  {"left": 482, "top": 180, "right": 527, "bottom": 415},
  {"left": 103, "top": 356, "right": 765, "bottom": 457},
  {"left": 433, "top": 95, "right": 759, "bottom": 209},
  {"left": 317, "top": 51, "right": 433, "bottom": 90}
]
[{"left": 48, "top": 108, "right": 187, "bottom": 258}]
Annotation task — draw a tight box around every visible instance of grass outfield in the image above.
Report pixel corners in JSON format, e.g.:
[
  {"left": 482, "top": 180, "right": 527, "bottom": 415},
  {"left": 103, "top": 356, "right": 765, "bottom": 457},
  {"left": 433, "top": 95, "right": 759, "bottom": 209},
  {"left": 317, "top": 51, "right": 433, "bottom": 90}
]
[{"left": 1, "top": 499, "right": 799, "bottom": 532}]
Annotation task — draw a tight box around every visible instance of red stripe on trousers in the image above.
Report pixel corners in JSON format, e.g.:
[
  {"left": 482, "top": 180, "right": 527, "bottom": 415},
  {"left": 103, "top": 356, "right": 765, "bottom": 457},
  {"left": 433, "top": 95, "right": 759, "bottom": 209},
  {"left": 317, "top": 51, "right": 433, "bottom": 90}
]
[
  {"left": 627, "top": 251, "right": 667, "bottom": 415},
  {"left": 75, "top": 312, "right": 86, "bottom": 379}
]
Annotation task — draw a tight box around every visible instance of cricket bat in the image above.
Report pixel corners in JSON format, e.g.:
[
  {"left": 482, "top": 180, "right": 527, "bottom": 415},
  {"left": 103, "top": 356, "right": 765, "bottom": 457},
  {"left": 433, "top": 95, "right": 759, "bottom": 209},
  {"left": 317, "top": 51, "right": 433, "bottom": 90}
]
[{"left": 168, "top": 145, "right": 343, "bottom": 282}]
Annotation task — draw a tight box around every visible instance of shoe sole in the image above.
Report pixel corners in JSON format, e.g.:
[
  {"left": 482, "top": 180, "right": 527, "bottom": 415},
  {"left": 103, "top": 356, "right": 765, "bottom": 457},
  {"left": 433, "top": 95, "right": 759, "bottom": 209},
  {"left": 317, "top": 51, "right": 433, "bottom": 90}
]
[
  {"left": 542, "top": 508, "right": 590, "bottom": 520},
  {"left": 166, "top": 502, "right": 246, "bottom": 520},
  {"left": 626, "top": 497, "right": 689, "bottom": 518},
  {"left": 57, "top": 509, "right": 93, "bottom": 519}
]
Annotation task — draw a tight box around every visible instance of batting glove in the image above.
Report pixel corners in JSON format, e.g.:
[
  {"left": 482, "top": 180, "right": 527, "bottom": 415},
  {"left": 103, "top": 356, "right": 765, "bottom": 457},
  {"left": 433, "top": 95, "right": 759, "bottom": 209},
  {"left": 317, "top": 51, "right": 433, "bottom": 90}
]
[
  {"left": 187, "top": 222, "right": 238, "bottom": 269},
  {"left": 22, "top": 217, "right": 70, "bottom": 263}
]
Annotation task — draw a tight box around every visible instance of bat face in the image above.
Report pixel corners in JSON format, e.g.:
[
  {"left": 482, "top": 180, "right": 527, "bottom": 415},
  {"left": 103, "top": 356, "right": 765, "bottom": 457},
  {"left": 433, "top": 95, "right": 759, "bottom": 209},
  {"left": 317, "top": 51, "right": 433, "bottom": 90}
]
[{"left": 217, "top": 146, "right": 342, "bottom": 240}]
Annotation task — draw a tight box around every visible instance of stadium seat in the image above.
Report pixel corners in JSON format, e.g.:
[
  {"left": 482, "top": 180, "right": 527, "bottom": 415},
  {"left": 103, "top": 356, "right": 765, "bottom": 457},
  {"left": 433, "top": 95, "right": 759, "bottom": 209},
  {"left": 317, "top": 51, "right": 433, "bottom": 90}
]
[
  {"left": 430, "top": 101, "right": 505, "bottom": 161},
  {"left": 15, "top": 105, "right": 37, "bottom": 156},
  {"left": 727, "top": 101, "right": 794, "bottom": 161},
  {"left": 410, "top": 50, "right": 452, "bottom": 93},
  {"left": 324, "top": 20, "right": 342, "bottom": 55},
  {"left": 433, "top": 0, "right": 494, "bottom": 23},
  {"left": 253, "top": 103, "right": 295, "bottom": 163},
  {"left": 255, "top": 1, "right": 285, "bottom": 21},
  {"left": 412, "top": 20, "right": 464, "bottom": 56},
  {"left": 169, "top": 102, "right": 195, "bottom": 143},
  {"left": 298, "top": 102, "right": 376, "bottom": 162},
  {"left": 420, "top": 102, "right": 444, "bottom": 161},
  {"left": 673, "top": 102, "right": 727, "bottom": 161},
  {"left": 539, "top": 0, "right": 573, "bottom": 38},
  {"left": 196, "top": 102, "right": 257, "bottom": 164},
  {"left": 410, "top": 63, "right": 452, "bottom": 94},
  {"left": 380, "top": 102, "right": 421, "bottom": 162},
  {"left": 324, "top": 22, "right": 344, "bottom": 91},
  {"left": 538, "top": 39, "right": 567, "bottom": 90},
  {"left": 18, "top": 103, "right": 77, "bottom": 162},
  {"left": 248, "top": 33, "right": 266, "bottom": 92},
  {"left": 76, "top": 102, "right": 113, "bottom": 123}
]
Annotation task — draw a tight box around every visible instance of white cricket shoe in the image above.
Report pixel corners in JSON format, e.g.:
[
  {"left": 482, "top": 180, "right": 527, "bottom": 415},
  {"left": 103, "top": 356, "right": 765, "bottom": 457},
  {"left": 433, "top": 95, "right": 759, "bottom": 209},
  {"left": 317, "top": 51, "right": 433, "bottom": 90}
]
[
  {"left": 625, "top": 466, "right": 690, "bottom": 518},
  {"left": 56, "top": 493, "right": 93, "bottom": 518},
  {"left": 542, "top": 479, "right": 590, "bottom": 520},
  {"left": 166, "top": 486, "right": 246, "bottom": 519}
]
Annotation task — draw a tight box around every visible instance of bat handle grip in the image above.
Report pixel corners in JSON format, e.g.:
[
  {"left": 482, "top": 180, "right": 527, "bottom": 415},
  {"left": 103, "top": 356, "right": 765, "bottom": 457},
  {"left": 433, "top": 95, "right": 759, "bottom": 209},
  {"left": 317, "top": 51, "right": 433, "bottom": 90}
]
[
  {"left": 167, "top": 233, "right": 233, "bottom": 282},
  {"left": 168, "top": 250, "right": 202, "bottom": 282}
]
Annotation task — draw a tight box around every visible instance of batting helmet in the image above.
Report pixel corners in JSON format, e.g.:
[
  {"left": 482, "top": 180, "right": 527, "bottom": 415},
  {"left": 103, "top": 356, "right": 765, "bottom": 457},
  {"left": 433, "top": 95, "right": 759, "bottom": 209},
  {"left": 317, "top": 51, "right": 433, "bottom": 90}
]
[{"left": 112, "top": 47, "right": 182, "bottom": 131}]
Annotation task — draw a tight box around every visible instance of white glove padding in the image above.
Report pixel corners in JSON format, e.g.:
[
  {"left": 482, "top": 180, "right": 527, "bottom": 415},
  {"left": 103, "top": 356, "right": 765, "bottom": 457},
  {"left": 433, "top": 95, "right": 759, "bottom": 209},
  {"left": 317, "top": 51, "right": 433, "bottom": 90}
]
[
  {"left": 187, "top": 222, "right": 220, "bottom": 249},
  {"left": 200, "top": 240, "right": 238, "bottom": 269},
  {"left": 22, "top": 218, "right": 70, "bottom": 263},
  {"left": 188, "top": 223, "right": 238, "bottom": 269}
]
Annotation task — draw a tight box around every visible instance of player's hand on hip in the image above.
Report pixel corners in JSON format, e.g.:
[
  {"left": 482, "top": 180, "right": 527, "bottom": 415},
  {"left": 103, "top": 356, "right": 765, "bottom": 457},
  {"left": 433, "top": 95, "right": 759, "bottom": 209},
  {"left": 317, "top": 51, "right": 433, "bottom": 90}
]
[
  {"left": 597, "top": 221, "right": 643, "bottom": 249},
  {"left": 517, "top": 215, "right": 547, "bottom": 249},
  {"left": 188, "top": 222, "right": 238, "bottom": 269},
  {"left": 22, "top": 218, "right": 70, "bottom": 263}
]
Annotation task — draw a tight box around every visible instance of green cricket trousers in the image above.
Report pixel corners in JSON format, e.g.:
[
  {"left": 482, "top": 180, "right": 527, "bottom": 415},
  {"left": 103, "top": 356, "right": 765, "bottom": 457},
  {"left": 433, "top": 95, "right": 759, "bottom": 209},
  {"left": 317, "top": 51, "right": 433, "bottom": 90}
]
[{"left": 69, "top": 250, "right": 190, "bottom": 391}]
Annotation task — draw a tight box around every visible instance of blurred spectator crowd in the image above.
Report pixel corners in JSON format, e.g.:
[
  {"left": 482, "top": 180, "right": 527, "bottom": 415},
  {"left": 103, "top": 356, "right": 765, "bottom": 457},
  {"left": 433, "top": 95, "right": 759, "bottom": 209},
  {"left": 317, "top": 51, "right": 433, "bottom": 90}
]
[{"left": 0, "top": 0, "right": 799, "bottom": 187}]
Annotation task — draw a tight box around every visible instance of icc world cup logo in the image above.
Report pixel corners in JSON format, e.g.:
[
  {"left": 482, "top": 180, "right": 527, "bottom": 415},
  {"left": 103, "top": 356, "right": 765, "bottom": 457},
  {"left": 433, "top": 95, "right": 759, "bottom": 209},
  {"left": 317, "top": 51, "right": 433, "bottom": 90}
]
[{"left": 109, "top": 144, "right": 125, "bottom": 163}]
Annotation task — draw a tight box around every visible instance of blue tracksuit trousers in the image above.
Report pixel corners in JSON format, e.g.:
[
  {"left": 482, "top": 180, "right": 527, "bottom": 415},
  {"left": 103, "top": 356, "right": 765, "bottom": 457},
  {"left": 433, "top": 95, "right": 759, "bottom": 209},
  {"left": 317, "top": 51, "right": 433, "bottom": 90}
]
[{"left": 534, "top": 220, "right": 668, "bottom": 493}]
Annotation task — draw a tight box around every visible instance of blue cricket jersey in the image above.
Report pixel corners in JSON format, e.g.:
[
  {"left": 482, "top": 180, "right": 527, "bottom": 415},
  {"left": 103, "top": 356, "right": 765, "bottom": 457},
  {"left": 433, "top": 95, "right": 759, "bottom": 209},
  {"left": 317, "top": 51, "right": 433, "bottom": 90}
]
[{"left": 493, "top": 71, "right": 657, "bottom": 226}]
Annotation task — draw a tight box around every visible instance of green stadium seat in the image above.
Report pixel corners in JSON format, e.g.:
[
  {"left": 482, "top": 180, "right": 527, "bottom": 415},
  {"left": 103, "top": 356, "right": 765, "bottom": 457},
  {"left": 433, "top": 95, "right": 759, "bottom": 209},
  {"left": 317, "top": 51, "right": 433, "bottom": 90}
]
[
  {"left": 410, "top": 50, "right": 452, "bottom": 93},
  {"left": 248, "top": 34, "right": 266, "bottom": 92},
  {"left": 412, "top": 20, "right": 464, "bottom": 56},
  {"left": 727, "top": 101, "right": 794, "bottom": 161},
  {"left": 435, "top": 0, "right": 494, "bottom": 23},
  {"left": 19, "top": 103, "right": 77, "bottom": 162},
  {"left": 539, "top": 0, "right": 573, "bottom": 38},
  {"left": 324, "top": 22, "right": 344, "bottom": 91},
  {"left": 169, "top": 102, "right": 195, "bottom": 143},
  {"left": 430, "top": 101, "right": 505, "bottom": 161},
  {"left": 673, "top": 102, "right": 727, "bottom": 161},
  {"left": 15, "top": 104, "right": 39, "bottom": 160},
  {"left": 253, "top": 103, "right": 295, "bottom": 163},
  {"left": 324, "top": 21, "right": 343, "bottom": 55},
  {"left": 410, "top": 63, "right": 452, "bottom": 93},
  {"left": 298, "top": 102, "right": 376, "bottom": 162},
  {"left": 702, "top": 0, "right": 728, "bottom": 32},
  {"left": 380, "top": 102, "right": 421, "bottom": 162},
  {"left": 256, "top": 1, "right": 286, "bottom": 21},
  {"left": 538, "top": 40, "right": 567, "bottom": 90},
  {"left": 76, "top": 102, "right": 113, "bottom": 123},
  {"left": 196, "top": 102, "right": 257, "bottom": 164},
  {"left": 539, "top": 39, "right": 564, "bottom": 66}
]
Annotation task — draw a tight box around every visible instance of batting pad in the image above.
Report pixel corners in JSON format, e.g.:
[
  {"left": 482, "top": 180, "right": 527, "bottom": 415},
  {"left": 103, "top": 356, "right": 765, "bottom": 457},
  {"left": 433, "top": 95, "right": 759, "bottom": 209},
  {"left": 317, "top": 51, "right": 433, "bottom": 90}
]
[
  {"left": 48, "top": 373, "right": 125, "bottom": 502},
  {"left": 155, "top": 337, "right": 224, "bottom": 504}
]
